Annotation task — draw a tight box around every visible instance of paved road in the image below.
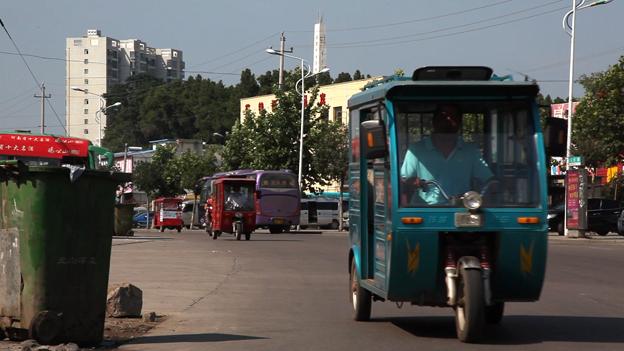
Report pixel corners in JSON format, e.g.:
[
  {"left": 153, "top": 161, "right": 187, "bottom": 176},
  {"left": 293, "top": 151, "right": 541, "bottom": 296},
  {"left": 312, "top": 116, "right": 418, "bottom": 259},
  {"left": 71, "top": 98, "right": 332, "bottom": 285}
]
[{"left": 108, "top": 230, "right": 624, "bottom": 351}]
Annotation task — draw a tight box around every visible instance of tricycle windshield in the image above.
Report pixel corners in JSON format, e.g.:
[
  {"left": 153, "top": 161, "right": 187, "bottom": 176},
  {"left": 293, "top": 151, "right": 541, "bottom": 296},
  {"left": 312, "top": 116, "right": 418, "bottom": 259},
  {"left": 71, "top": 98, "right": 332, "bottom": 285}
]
[
  {"left": 224, "top": 183, "right": 255, "bottom": 211},
  {"left": 395, "top": 99, "right": 540, "bottom": 208},
  {"left": 162, "top": 200, "right": 181, "bottom": 210}
]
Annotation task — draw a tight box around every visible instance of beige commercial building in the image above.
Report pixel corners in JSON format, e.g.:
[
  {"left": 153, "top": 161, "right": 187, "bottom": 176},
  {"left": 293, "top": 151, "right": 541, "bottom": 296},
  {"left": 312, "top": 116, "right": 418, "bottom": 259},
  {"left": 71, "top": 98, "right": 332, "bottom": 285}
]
[
  {"left": 66, "top": 29, "right": 185, "bottom": 145},
  {"left": 239, "top": 77, "right": 381, "bottom": 193},
  {"left": 239, "top": 77, "right": 381, "bottom": 124}
]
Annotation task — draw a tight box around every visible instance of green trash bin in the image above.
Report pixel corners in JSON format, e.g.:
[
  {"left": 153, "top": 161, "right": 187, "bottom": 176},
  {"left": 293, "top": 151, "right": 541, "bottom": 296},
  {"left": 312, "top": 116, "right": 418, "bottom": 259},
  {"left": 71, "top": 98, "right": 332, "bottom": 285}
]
[
  {"left": 0, "top": 161, "right": 129, "bottom": 346},
  {"left": 114, "top": 203, "right": 135, "bottom": 236}
]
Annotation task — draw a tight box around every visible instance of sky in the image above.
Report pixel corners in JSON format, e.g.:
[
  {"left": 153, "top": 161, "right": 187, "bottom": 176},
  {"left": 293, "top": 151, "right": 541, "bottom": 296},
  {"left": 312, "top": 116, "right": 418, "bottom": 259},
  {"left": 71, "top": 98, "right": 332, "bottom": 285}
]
[{"left": 1, "top": 0, "right": 623, "bottom": 135}]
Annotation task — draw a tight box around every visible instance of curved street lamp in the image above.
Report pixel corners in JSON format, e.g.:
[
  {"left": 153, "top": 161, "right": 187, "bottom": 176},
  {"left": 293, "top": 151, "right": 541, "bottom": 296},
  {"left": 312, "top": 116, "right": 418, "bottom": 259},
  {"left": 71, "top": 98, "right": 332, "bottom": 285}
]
[
  {"left": 265, "top": 48, "right": 329, "bottom": 192},
  {"left": 71, "top": 86, "right": 121, "bottom": 146},
  {"left": 561, "top": 0, "right": 612, "bottom": 237}
]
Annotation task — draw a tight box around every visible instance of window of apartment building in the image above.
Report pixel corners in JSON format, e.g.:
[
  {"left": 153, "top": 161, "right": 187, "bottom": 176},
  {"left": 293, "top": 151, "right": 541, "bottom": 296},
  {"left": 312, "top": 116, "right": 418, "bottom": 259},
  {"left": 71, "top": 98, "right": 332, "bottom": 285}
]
[
  {"left": 84, "top": 109, "right": 89, "bottom": 114},
  {"left": 333, "top": 106, "right": 343, "bottom": 123},
  {"left": 73, "top": 39, "right": 82, "bottom": 46},
  {"left": 84, "top": 129, "right": 89, "bottom": 135},
  {"left": 84, "top": 79, "right": 89, "bottom": 85},
  {"left": 84, "top": 68, "right": 89, "bottom": 74},
  {"left": 84, "top": 49, "right": 89, "bottom": 55},
  {"left": 84, "top": 99, "right": 89, "bottom": 105},
  {"left": 84, "top": 119, "right": 88, "bottom": 124},
  {"left": 84, "top": 59, "right": 88, "bottom": 64},
  {"left": 173, "top": 51, "right": 178, "bottom": 57}
]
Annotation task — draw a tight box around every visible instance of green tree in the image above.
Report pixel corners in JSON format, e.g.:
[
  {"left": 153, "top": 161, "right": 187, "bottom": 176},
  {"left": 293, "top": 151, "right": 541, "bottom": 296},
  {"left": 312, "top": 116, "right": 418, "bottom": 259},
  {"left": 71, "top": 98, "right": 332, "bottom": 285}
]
[
  {"left": 133, "top": 145, "right": 180, "bottom": 198},
  {"left": 222, "top": 68, "right": 348, "bottom": 193},
  {"left": 133, "top": 145, "right": 222, "bottom": 197},
  {"left": 334, "top": 72, "right": 353, "bottom": 83},
  {"left": 238, "top": 68, "right": 260, "bottom": 98},
  {"left": 572, "top": 56, "right": 624, "bottom": 166}
]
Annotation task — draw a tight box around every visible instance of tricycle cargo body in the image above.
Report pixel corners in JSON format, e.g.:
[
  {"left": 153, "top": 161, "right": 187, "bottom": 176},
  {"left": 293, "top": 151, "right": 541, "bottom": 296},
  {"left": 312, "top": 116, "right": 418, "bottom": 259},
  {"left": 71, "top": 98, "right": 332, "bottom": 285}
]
[
  {"left": 347, "top": 67, "right": 548, "bottom": 342},
  {"left": 153, "top": 197, "right": 183, "bottom": 232},
  {"left": 0, "top": 164, "right": 129, "bottom": 346},
  {"left": 205, "top": 177, "right": 257, "bottom": 240}
]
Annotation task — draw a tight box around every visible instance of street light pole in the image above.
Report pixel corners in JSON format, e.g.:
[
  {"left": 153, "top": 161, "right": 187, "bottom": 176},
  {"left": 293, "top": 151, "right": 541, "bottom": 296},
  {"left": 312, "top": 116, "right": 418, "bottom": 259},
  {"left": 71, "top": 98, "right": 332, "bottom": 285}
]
[
  {"left": 71, "top": 86, "right": 121, "bottom": 146},
  {"left": 298, "top": 58, "right": 306, "bottom": 192},
  {"left": 265, "top": 48, "right": 329, "bottom": 193},
  {"left": 561, "top": 0, "right": 612, "bottom": 237}
]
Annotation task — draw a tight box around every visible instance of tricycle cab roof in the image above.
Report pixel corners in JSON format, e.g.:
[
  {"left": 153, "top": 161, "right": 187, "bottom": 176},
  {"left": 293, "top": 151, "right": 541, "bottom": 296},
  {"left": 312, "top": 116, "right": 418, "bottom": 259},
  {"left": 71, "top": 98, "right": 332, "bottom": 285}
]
[{"left": 348, "top": 72, "right": 539, "bottom": 109}]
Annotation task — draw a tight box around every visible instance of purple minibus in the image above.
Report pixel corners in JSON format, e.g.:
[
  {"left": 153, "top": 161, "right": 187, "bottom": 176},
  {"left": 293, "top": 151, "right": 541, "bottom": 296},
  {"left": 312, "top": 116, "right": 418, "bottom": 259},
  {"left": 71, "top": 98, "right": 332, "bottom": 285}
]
[{"left": 235, "top": 170, "right": 300, "bottom": 233}]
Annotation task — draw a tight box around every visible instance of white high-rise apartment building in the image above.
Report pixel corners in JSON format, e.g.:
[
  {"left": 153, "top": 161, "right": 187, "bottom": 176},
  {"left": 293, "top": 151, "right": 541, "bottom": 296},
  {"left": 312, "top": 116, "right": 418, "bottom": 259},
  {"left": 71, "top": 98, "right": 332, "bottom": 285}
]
[{"left": 65, "top": 29, "right": 185, "bottom": 145}]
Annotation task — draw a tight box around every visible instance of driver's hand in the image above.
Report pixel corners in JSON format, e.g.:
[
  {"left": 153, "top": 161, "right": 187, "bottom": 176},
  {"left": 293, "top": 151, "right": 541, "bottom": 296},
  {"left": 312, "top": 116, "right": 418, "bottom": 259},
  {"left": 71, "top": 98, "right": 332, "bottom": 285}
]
[{"left": 403, "top": 176, "right": 424, "bottom": 188}]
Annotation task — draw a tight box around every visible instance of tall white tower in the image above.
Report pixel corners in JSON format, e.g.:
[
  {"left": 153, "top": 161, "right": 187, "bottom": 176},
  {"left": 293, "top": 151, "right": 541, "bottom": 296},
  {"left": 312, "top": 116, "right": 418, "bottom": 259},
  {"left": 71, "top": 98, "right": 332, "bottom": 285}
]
[{"left": 313, "top": 16, "right": 327, "bottom": 74}]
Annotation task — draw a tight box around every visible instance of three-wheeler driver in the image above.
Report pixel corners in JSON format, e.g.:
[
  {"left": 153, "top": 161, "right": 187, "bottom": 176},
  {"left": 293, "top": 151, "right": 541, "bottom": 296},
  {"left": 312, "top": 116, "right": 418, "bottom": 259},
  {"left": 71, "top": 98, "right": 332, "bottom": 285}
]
[{"left": 347, "top": 66, "right": 548, "bottom": 343}]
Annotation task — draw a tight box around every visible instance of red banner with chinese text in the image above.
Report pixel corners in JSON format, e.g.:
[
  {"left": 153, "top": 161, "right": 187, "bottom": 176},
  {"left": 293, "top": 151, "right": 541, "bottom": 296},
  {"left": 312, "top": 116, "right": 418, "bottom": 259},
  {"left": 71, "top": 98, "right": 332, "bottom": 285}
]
[{"left": 0, "top": 133, "right": 90, "bottom": 159}]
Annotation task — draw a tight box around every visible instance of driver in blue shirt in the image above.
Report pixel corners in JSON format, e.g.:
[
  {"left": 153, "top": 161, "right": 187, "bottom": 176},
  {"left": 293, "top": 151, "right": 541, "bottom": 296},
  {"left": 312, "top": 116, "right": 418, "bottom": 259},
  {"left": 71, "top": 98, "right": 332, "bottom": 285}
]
[{"left": 400, "top": 104, "right": 494, "bottom": 205}]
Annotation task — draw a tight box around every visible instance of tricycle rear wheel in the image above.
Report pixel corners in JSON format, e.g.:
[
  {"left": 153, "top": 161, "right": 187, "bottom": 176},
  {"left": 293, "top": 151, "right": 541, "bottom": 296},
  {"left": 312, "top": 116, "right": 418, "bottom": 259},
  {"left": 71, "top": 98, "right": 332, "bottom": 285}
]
[
  {"left": 350, "top": 256, "right": 371, "bottom": 321},
  {"left": 245, "top": 232, "right": 251, "bottom": 240},
  {"left": 454, "top": 266, "right": 484, "bottom": 343}
]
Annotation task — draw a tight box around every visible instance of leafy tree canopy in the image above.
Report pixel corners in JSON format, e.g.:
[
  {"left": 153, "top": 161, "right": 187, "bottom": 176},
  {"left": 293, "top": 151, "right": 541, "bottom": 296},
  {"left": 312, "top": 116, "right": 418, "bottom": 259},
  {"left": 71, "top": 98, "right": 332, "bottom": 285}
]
[
  {"left": 133, "top": 145, "right": 222, "bottom": 198},
  {"left": 573, "top": 56, "right": 624, "bottom": 166},
  {"left": 223, "top": 67, "right": 349, "bottom": 193}
]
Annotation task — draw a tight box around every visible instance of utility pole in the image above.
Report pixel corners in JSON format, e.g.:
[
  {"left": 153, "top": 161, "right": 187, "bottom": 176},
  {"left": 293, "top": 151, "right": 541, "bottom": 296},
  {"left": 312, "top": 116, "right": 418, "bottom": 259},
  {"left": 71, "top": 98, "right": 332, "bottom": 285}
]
[
  {"left": 34, "top": 82, "right": 51, "bottom": 134},
  {"left": 276, "top": 32, "right": 293, "bottom": 90}
]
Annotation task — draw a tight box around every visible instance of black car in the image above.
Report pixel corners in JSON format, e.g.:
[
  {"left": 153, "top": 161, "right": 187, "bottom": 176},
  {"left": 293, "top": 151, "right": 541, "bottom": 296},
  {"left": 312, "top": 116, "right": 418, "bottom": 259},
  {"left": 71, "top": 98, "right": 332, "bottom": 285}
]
[
  {"left": 548, "top": 199, "right": 624, "bottom": 236},
  {"left": 617, "top": 210, "right": 624, "bottom": 236},
  {"left": 547, "top": 203, "right": 565, "bottom": 236}
]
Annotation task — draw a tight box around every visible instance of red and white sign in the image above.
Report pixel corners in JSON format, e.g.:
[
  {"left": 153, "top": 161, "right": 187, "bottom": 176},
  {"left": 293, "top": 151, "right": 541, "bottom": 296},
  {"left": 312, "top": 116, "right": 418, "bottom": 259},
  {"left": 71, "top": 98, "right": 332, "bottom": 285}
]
[
  {"left": 0, "top": 133, "right": 90, "bottom": 159},
  {"left": 551, "top": 102, "right": 580, "bottom": 119}
]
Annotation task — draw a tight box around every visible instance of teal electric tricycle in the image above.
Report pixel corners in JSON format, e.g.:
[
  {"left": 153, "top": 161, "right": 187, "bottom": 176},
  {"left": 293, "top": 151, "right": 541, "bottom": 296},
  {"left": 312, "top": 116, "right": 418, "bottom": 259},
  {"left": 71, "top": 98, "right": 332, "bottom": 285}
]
[{"left": 347, "top": 67, "right": 548, "bottom": 343}]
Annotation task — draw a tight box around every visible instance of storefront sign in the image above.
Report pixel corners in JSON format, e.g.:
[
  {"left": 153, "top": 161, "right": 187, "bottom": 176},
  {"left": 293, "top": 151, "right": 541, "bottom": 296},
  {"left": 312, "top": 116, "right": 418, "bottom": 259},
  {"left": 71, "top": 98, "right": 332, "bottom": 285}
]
[{"left": 565, "top": 169, "right": 587, "bottom": 230}]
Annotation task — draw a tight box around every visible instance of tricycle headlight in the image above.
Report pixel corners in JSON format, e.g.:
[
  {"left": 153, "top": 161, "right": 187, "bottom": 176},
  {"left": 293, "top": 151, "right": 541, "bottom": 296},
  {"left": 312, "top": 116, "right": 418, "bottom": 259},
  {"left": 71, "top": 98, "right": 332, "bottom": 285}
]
[
  {"left": 547, "top": 213, "right": 557, "bottom": 219},
  {"left": 462, "top": 191, "right": 482, "bottom": 210},
  {"left": 235, "top": 212, "right": 243, "bottom": 218}
]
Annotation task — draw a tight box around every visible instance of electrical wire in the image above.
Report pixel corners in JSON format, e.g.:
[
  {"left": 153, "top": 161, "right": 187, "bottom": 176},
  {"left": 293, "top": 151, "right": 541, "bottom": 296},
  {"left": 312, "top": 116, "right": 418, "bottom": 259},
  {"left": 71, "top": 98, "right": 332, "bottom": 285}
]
[
  {"left": 325, "top": 0, "right": 566, "bottom": 48},
  {"left": 327, "top": 0, "right": 519, "bottom": 33},
  {"left": 0, "top": 18, "right": 67, "bottom": 134},
  {"left": 325, "top": 6, "right": 568, "bottom": 49},
  {"left": 189, "top": 31, "right": 280, "bottom": 68}
]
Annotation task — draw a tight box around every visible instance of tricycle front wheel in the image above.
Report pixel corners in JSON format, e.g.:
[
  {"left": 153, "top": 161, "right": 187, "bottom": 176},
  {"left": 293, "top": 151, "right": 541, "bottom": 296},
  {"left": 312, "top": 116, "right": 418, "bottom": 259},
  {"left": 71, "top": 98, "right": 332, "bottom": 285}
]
[
  {"left": 350, "top": 256, "right": 371, "bottom": 321},
  {"left": 454, "top": 266, "right": 484, "bottom": 343},
  {"left": 485, "top": 302, "right": 504, "bottom": 324}
]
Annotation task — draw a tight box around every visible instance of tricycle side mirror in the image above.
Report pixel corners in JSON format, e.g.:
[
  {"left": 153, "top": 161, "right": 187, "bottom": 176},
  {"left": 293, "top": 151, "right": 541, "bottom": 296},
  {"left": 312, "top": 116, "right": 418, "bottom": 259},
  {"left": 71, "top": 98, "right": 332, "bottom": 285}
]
[{"left": 360, "top": 120, "right": 387, "bottom": 159}]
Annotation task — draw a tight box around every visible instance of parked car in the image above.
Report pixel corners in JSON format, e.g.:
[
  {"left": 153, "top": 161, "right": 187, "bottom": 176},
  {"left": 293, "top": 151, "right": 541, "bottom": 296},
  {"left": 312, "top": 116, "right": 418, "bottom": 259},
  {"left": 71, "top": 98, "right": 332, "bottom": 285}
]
[
  {"left": 547, "top": 203, "right": 565, "bottom": 236},
  {"left": 548, "top": 199, "right": 623, "bottom": 236},
  {"left": 133, "top": 211, "right": 153, "bottom": 228},
  {"left": 617, "top": 210, "right": 624, "bottom": 236},
  {"left": 181, "top": 200, "right": 205, "bottom": 229},
  {"left": 587, "top": 198, "right": 623, "bottom": 236}
]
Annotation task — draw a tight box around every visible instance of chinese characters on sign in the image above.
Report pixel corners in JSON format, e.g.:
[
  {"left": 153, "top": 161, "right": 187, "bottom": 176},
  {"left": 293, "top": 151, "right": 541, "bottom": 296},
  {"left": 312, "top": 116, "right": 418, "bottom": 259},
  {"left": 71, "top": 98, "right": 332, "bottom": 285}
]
[
  {"left": 0, "top": 133, "right": 89, "bottom": 159},
  {"left": 565, "top": 169, "right": 588, "bottom": 230},
  {"left": 566, "top": 170, "right": 580, "bottom": 229}
]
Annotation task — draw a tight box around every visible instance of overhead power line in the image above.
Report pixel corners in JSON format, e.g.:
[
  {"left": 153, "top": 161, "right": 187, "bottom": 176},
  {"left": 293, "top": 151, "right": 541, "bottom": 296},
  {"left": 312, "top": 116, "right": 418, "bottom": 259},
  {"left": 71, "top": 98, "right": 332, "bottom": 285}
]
[
  {"left": 324, "top": 0, "right": 565, "bottom": 48},
  {"left": 0, "top": 18, "right": 67, "bottom": 134},
  {"left": 189, "top": 32, "right": 280, "bottom": 68},
  {"left": 327, "top": 0, "right": 518, "bottom": 32},
  {"left": 322, "top": 5, "right": 568, "bottom": 50}
]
